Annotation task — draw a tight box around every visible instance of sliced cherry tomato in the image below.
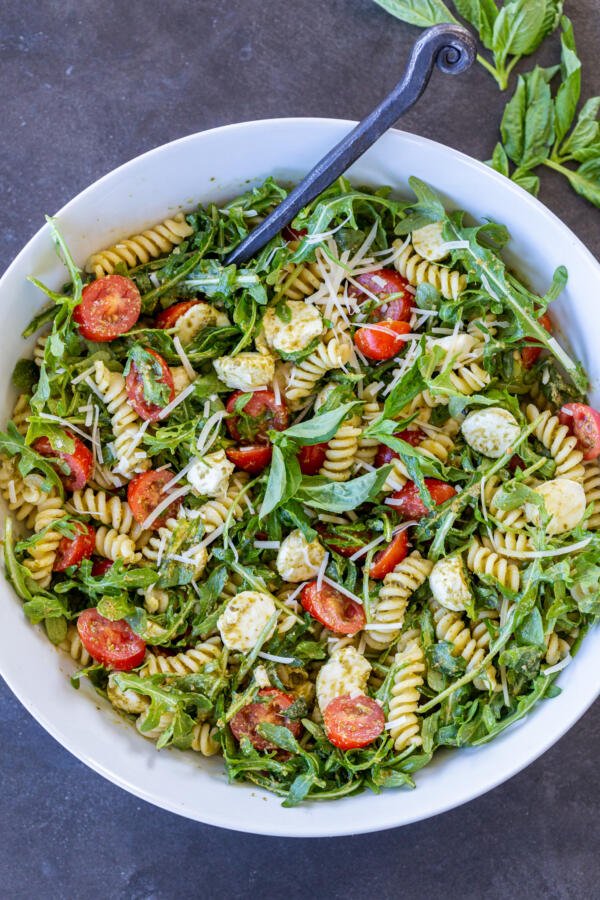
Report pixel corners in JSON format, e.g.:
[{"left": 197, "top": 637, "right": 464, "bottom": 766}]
[
  {"left": 316, "top": 525, "right": 372, "bottom": 558},
  {"left": 154, "top": 300, "right": 201, "bottom": 330},
  {"left": 508, "top": 455, "right": 526, "bottom": 473},
  {"left": 226, "top": 444, "right": 272, "bottom": 473},
  {"left": 32, "top": 431, "right": 93, "bottom": 492},
  {"left": 559, "top": 402, "right": 600, "bottom": 460},
  {"left": 374, "top": 428, "right": 425, "bottom": 467},
  {"left": 226, "top": 390, "right": 288, "bottom": 442},
  {"left": 77, "top": 608, "right": 146, "bottom": 671},
  {"left": 125, "top": 347, "right": 175, "bottom": 422},
  {"left": 323, "top": 694, "right": 385, "bottom": 750},
  {"left": 369, "top": 529, "right": 409, "bottom": 580},
  {"left": 127, "top": 469, "right": 182, "bottom": 529},
  {"left": 301, "top": 581, "right": 365, "bottom": 635},
  {"left": 282, "top": 226, "right": 307, "bottom": 242},
  {"left": 53, "top": 522, "right": 96, "bottom": 572},
  {"left": 91, "top": 558, "right": 114, "bottom": 577},
  {"left": 354, "top": 320, "right": 411, "bottom": 361},
  {"left": 297, "top": 442, "right": 328, "bottom": 475},
  {"left": 350, "top": 269, "right": 412, "bottom": 322},
  {"left": 390, "top": 478, "right": 457, "bottom": 520},
  {"left": 229, "top": 688, "right": 302, "bottom": 751},
  {"left": 521, "top": 312, "right": 553, "bottom": 369},
  {"left": 74, "top": 274, "right": 141, "bottom": 342}
]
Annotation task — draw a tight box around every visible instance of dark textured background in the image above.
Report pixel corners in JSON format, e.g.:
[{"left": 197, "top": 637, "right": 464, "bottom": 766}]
[{"left": 1, "top": 1, "right": 598, "bottom": 897}]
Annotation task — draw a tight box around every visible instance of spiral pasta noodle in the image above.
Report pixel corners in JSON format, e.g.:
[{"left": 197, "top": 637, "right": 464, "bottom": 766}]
[
  {"left": 0, "top": 458, "right": 43, "bottom": 528},
  {"left": 88, "top": 462, "right": 126, "bottom": 491},
  {"left": 33, "top": 334, "right": 48, "bottom": 367},
  {"left": 86, "top": 213, "right": 194, "bottom": 278},
  {"left": 467, "top": 538, "right": 520, "bottom": 592},
  {"left": 319, "top": 415, "right": 361, "bottom": 482},
  {"left": 482, "top": 474, "right": 529, "bottom": 531},
  {"left": 191, "top": 722, "right": 220, "bottom": 756},
  {"left": 107, "top": 676, "right": 149, "bottom": 715},
  {"left": 276, "top": 243, "right": 324, "bottom": 301},
  {"left": 140, "top": 637, "right": 222, "bottom": 677},
  {"left": 11, "top": 394, "right": 31, "bottom": 436},
  {"left": 195, "top": 473, "right": 248, "bottom": 533},
  {"left": 93, "top": 361, "right": 150, "bottom": 479},
  {"left": 95, "top": 526, "right": 140, "bottom": 564},
  {"left": 285, "top": 337, "right": 351, "bottom": 406},
  {"left": 365, "top": 552, "right": 433, "bottom": 650},
  {"left": 24, "top": 494, "right": 67, "bottom": 587},
  {"left": 545, "top": 631, "right": 571, "bottom": 666},
  {"left": 59, "top": 625, "right": 92, "bottom": 666},
  {"left": 526, "top": 403, "right": 585, "bottom": 481},
  {"left": 485, "top": 531, "right": 531, "bottom": 559},
  {"left": 141, "top": 515, "right": 208, "bottom": 577},
  {"left": 394, "top": 240, "right": 467, "bottom": 300},
  {"left": 143, "top": 584, "right": 170, "bottom": 614},
  {"left": 583, "top": 461, "right": 600, "bottom": 529},
  {"left": 69, "top": 488, "right": 147, "bottom": 543},
  {"left": 430, "top": 601, "right": 498, "bottom": 691},
  {"left": 387, "top": 634, "right": 426, "bottom": 753},
  {"left": 355, "top": 387, "right": 382, "bottom": 466}
]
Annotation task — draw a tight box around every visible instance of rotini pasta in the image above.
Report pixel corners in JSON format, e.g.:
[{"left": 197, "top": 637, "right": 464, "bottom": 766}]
[
  {"left": 526, "top": 403, "right": 585, "bottom": 481},
  {"left": 583, "top": 460, "right": 600, "bottom": 529},
  {"left": 285, "top": 337, "right": 351, "bottom": 406},
  {"left": 365, "top": 552, "right": 433, "bottom": 650},
  {"left": 466, "top": 538, "right": 520, "bottom": 592},
  {"left": 386, "top": 634, "right": 426, "bottom": 753},
  {"left": 86, "top": 213, "right": 193, "bottom": 278},
  {"left": 93, "top": 361, "right": 150, "bottom": 478},
  {"left": 69, "top": 488, "right": 147, "bottom": 543},
  {"left": 394, "top": 240, "right": 467, "bottom": 300},
  {"left": 24, "top": 494, "right": 67, "bottom": 587},
  {"left": 319, "top": 415, "right": 361, "bottom": 482},
  {"left": 430, "top": 601, "right": 498, "bottom": 691},
  {"left": 140, "top": 637, "right": 222, "bottom": 677}
]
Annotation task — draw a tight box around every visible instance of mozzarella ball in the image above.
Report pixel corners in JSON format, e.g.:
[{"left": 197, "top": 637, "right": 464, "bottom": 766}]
[
  {"left": 187, "top": 449, "right": 234, "bottom": 498},
  {"left": 316, "top": 646, "right": 372, "bottom": 712},
  {"left": 262, "top": 301, "right": 324, "bottom": 355},
  {"left": 411, "top": 222, "right": 449, "bottom": 262},
  {"left": 276, "top": 529, "right": 327, "bottom": 583},
  {"left": 213, "top": 352, "right": 275, "bottom": 391},
  {"left": 217, "top": 590, "right": 277, "bottom": 652},
  {"left": 175, "top": 302, "right": 230, "bottom": 346},
  {"left": 525, "top": 478, "right": 586, "bottom": 535},
  {"left": 429, "top": 556, "right": 472, "bottom": 612},
  {"left": 461, "top": 407, "right": 520, "bottom": 458}
]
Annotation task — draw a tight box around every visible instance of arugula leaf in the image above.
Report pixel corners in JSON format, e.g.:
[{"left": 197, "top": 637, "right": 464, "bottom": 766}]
[{"left": 0, "top": 422, "right": 64, "bottom": 497}]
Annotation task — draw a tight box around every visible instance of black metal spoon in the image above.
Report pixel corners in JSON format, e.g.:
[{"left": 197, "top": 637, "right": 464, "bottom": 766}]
[{"left": 225, "top": 23, "right": 476, "bottom": 267}]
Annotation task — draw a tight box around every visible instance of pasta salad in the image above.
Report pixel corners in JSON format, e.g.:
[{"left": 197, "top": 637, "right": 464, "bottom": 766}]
[{"left": 2, "top": 175, "right": 599, "bottom": 805}]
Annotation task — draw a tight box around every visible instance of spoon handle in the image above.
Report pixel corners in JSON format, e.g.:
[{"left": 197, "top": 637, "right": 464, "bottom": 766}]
[{"left": 225, "top": 23, "right": 476, "bottom": 266}]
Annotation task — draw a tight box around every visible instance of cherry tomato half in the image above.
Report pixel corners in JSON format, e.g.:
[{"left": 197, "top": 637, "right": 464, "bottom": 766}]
[
  {"left": 226, "top": 390, "right": 288, "bottom": 443},
  {"left": 91, "top": 558, "right": 114, "bottom": 577},
  {"left": 369, "top": 529, "right": 409, "bottom": 580},
  {"left": 323, "top": 694, "right": 385, "bottom": 750},
  {"left": 127, "top": 469, "right": 182, "bottom": 529},
  {"left": 74, "top": 275, "right": 141, "bottom": 342},
  {"left": 301, "top": 581, "right": 365, "bottom": 635},
  {"left": 390, "top": 478, "right": 456, "bottom": 520},
  {"left": 559, "top": 402, "right": 600, "bottom": 460},
  {"left": 354, "top": 320, "right": 411, "bottom": 361},
  {"left": 229, "top": 688, "right": 302, "bottom": 751},
  {"left": 125, "top": 347, "right": 175, "bottom": 422},
  {"left": 350, "top": 269, "right": 412, "bottom": 322},
  {"left": 77, "top": 608, "right": 146, "bottom": 671},
  {"left": 53, "top": 522, "right": 96, "bottom": 572},
  {"left": 297, "top": 442, "right": 328, "bottom": 475},
  {"left": 226, "top": 444, "right": 272, "bottom": 473},
  {"left": 154, "top": 300, "right": 201, "bottom": 330},
  {"left": 374, "top": 428, "right": 425, "bottom": 467},
  {"left": 33, "top": 431, "right": 93, "bottom": 492},
  {"left": 522, "top": 312, "right": 553, "bottom": 369},
  {"left": 281, "top": 226, "right": 307, "bottom": 242}
]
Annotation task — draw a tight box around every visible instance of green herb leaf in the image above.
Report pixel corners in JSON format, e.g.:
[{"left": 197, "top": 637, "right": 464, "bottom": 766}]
[{"left": 297, "top": 466, "right": 390, "bottom": 512}]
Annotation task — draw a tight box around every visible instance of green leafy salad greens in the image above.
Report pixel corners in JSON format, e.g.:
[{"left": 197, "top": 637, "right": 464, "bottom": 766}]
[{"left": 1, "top": 174, "right": 598, "bottom": 806}]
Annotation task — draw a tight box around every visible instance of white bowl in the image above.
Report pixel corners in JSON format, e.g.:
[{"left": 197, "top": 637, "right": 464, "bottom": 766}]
[{"left": 1, "top": 118, "right": 598, "bottom": 837}]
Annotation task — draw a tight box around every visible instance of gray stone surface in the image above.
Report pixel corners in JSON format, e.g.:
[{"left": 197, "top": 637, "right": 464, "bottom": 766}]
[{"left": 0, "top": 1, "right": 598, "bottom": 897}]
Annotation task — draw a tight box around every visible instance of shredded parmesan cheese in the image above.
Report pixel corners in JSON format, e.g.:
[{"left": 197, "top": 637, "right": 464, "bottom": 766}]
[
  {"left": 157, "top": 381, "right": 197, "bottom": 420},
  {"left": 173, "top": 335, "right": 197, "bottom": 380}
]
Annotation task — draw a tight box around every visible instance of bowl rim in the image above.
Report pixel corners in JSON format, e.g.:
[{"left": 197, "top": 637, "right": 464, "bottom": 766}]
[{"left": 1, "top": 116, "right": 598, "bottom": 837}]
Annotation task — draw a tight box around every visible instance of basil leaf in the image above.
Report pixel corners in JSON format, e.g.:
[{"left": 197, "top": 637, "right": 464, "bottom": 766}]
[
  {"left": 371, "top": 0, "right": 457, "bottom": 29},
  {"left": 259, "top": 445, "right": 287, "bottom": 519},
  {"left": 453, "top": 0, "right": 498, "bottom": 49},
  {"left": 554, "top": 16, "right": 581, "bottom": 145},
  {"left": 501, "top": 67, "right": 556, "bottom": 169},
  {"left": 511, "top": 169, "right": 540, "bottom": 195},
  {"left": 560, "top": 97, "right": 600, "bottom": 161},
  {"left": 563, "top": 158, "right": 600, "bottom": 207},
  {"left": 280, "top": 402, "right": 361, "bottom": 445},
  {"left": 490, "top": 142, "right": 510, "bottom": 177},
  {"left": 297, "top": 466, "right": 390, "bottom": 512},
  {"left": 492, "top": 0, "right": 547, "bottom": 64}
]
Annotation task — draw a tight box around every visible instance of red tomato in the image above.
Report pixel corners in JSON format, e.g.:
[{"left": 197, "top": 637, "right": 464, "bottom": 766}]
[
  {"left": 297, "top": 442, "right": 328, "bottom": 475},
  {"left": 32, "top": 432, "right": 93, "bottom": 492},
  {"left": 226, "top": 444, "right": 272, "bottom": 473},
  {"left": 301, "top": 581, "right": 365, "bottom": 635},
  {"left": 351, "top": 269, "right": 413, "bottom": 322},
  {"left": 74, "top": 275, "right": 141, "bottom": 342},
  {"left": 374, "top": 428, "right": 425, "bottom": 467},
  {"left": 226, "top": 390, "right": 288, "bottom": 442},
  {"left": 53, "top": 522, "right": 96, "bottom": 572},
  {"left": 229, "top": 688, "right": 302, "bottom": 751},
  {"left": 508, "top": 455, "right": 526, "bottom": 473},
  {"left": 282, "top": 226, "right": 307, "bottom": 242},
  {"left": 354, "top": 320, "right": 411, "bottom": 361},
  {"left": 77, "top": 608, "right": 146, "bottom": 671},
  {"left": 369, "top": 529, "right": 409, "bottom": 580},
  {"left": 125, "top": 347, "right": 174, "bottom": 422},
  {"left": 522, "top": 312, "right": 553, "bottom": 369},
  {"left": 391, "top": 478, "right": 456, "bottom": 519},
  {"left": 91, "top": 558, "right": 114, "bottom": 577},
  {"left": 323, "top": 694, "right": 385, "bottom": 750},
  {"left": 559, "top": 403, "right": 600, "bottom": 460},
  {"left": 127, "top": 469, "right": 182, "bottom": 529},
  {"left": 154, "top": 300, "right": 201, "bottom": 330}
]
